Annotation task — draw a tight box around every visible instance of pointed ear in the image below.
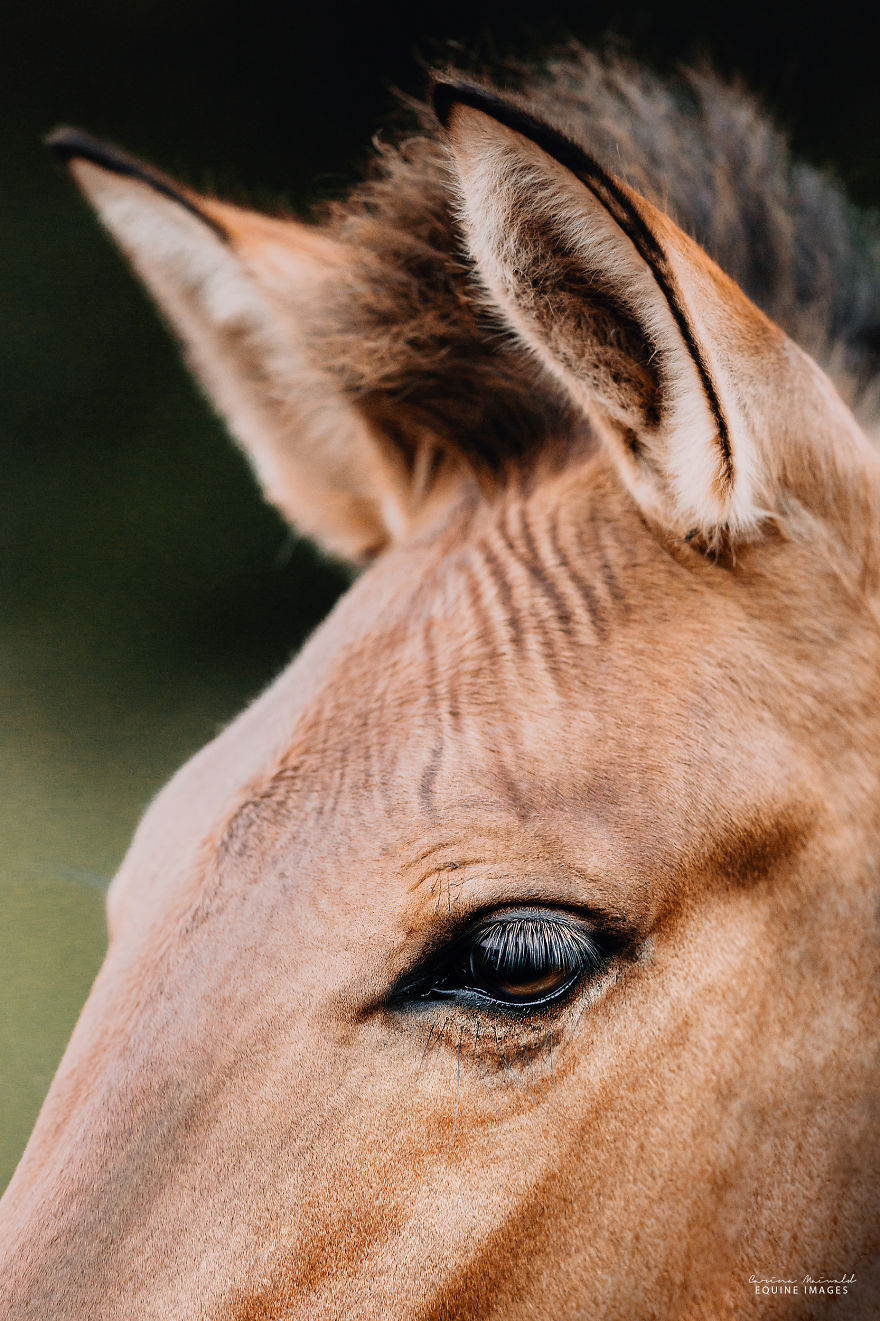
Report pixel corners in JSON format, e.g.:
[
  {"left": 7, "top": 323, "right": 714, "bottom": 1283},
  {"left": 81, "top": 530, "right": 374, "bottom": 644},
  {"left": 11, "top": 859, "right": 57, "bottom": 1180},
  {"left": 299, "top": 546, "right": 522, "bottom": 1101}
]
[
  {"left": 433, "top": 80, "right": 874, "bottom": 548},
  {"left": 49, "top": 129, "right": 423, "bottom": 562}
]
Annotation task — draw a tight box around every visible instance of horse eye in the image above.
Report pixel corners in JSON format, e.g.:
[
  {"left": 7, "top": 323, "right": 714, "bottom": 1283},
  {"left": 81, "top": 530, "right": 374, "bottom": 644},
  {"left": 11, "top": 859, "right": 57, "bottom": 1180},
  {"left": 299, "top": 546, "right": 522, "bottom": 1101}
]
[{"left": 398, "top": 909, "right": 609, "bottom": 1010}]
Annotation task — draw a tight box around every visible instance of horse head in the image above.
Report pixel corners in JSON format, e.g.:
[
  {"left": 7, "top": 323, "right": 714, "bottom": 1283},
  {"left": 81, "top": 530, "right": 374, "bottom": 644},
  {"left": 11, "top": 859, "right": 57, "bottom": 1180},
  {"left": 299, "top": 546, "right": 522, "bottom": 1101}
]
[{"left": 2, "top": 56, "right": 878, "bottom": 1318}]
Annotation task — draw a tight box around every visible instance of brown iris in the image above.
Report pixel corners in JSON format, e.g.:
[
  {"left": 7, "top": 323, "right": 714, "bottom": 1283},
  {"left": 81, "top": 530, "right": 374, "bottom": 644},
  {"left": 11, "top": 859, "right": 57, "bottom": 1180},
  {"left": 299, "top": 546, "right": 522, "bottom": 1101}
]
[{"left": 469, "top": 944, "right": 575, "bottom": 1000}]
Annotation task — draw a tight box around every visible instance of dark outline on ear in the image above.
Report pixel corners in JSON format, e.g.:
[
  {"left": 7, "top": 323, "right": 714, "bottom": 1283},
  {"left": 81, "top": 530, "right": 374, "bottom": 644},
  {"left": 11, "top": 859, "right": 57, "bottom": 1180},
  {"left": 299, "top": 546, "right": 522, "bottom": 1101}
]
[
  {"left": 47, "top": 127, "right": 230, "bottom": 243},
  {"left": 431, "top": 77, "right": 733, "bottom": 490}
]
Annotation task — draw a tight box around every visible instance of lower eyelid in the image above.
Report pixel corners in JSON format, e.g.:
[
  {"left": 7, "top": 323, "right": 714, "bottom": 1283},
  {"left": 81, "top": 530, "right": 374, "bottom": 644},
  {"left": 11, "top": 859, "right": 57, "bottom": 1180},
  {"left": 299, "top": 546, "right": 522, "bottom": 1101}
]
[{"left": 412, "top": 962, "right": 594, "bottom": 1016}]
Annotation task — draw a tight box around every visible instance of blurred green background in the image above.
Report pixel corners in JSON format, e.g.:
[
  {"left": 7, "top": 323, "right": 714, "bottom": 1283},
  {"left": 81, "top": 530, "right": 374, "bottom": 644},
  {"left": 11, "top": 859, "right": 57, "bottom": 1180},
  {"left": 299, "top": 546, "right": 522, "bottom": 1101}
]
[{"left": 2, "top": 0, "right": 878, "bottom": 1191}]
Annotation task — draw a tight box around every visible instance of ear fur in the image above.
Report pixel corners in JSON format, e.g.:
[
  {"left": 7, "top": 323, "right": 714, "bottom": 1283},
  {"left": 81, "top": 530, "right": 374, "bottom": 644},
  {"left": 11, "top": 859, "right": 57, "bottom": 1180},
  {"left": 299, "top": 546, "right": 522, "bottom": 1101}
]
[
  {"left": 49, "top": 128, "right": 419, "bottom": 562},
  {"left": 433, "top": 79, "right": 875, "bottom": 549},
  {"left": 50, "top": 104, "right": 879, "bottom": 568}
]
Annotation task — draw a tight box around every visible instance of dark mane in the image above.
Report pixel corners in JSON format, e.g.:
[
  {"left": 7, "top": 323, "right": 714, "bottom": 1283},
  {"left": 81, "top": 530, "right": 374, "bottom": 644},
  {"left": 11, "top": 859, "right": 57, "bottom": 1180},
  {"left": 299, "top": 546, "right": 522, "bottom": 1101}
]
[{"left": 308, "top": 45, "right": 880, "bottom": 469}]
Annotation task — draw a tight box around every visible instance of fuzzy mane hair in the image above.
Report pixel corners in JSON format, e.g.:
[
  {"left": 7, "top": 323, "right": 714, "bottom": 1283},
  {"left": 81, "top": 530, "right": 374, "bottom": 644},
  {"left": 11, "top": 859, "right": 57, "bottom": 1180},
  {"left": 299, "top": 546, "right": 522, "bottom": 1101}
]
[{"left": 305, "top": 45, "right": 880, "bottom": 473}]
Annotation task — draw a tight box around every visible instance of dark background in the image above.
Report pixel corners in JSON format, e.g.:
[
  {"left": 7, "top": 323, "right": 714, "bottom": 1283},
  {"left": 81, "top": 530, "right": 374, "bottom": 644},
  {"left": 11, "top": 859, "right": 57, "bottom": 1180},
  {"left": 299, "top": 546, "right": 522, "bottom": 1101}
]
[{"left": 2, "top": 0, "right": 877, "bottom": 1187}]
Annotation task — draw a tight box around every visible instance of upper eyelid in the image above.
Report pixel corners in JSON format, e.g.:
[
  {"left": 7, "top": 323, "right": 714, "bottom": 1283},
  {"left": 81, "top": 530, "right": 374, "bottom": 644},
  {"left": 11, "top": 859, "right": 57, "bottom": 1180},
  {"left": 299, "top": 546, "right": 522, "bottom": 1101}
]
[
  {"left": 458, "top": 902, "right": 637, "bottom": 950},
  {"left": 476, "top": 912, "right": 605, "bottom": 966}
]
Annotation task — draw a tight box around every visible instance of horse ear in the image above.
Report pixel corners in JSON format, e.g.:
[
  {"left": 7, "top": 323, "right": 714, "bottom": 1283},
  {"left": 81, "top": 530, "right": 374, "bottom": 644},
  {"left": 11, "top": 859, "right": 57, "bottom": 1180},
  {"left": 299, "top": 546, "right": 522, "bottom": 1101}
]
[
  {"left": 49, "top": 129, "right": 421, "bottom": 562},
  {"left": 433, "top": 80, "right": 873, "bottom": 549}
]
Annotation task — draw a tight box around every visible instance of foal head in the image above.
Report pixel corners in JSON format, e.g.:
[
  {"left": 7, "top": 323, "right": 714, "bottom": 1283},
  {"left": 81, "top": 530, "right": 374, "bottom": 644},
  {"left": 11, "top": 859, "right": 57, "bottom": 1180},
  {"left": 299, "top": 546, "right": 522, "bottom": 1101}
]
[{"left": 2, "top": 55, "right": 879, "bottom": 1318}]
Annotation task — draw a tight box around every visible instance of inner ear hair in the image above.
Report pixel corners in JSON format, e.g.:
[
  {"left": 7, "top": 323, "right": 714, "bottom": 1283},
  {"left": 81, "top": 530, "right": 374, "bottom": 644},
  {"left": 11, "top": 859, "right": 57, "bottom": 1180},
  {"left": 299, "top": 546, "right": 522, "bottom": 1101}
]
[
  {"left": 432, "top": 76, "right": 733, "bottom": 487},
  {"left": 506, "top": 209, "right": 664, "bottom": 434}
]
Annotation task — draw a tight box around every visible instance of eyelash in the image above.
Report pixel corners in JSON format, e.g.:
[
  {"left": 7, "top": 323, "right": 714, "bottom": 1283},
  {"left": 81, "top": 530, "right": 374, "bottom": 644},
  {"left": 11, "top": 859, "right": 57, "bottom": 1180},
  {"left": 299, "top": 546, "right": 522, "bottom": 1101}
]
[{"left": 391, "top": 908, "right": 616, "bottom": 1014}]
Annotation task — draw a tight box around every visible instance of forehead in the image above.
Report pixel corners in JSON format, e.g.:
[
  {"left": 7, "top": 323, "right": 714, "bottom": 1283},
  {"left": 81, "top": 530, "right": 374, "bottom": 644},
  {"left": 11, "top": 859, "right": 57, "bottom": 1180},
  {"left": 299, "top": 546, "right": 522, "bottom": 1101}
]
[{"left": 111, "top": 460, "right": 787, "bottom": 933}]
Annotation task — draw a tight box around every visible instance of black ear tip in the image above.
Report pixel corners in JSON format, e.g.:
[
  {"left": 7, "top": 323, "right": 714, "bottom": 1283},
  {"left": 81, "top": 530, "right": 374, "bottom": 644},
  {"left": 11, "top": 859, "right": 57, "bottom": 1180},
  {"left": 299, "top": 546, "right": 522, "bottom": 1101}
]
[
  {"left": 430, "top": 78, "right": 460, "bottom": 129},
  {"left": 429, "top": 76, "right": 504, "bottom": 130},
  {"left": 44, "top": 126, "right": 231, "bottom": 242},
  {"left": 46, "top": 126, "right": 92, "bottom": 161},
  {"left": 45, "top": 127, "right": 133, "bottom": 176}
]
